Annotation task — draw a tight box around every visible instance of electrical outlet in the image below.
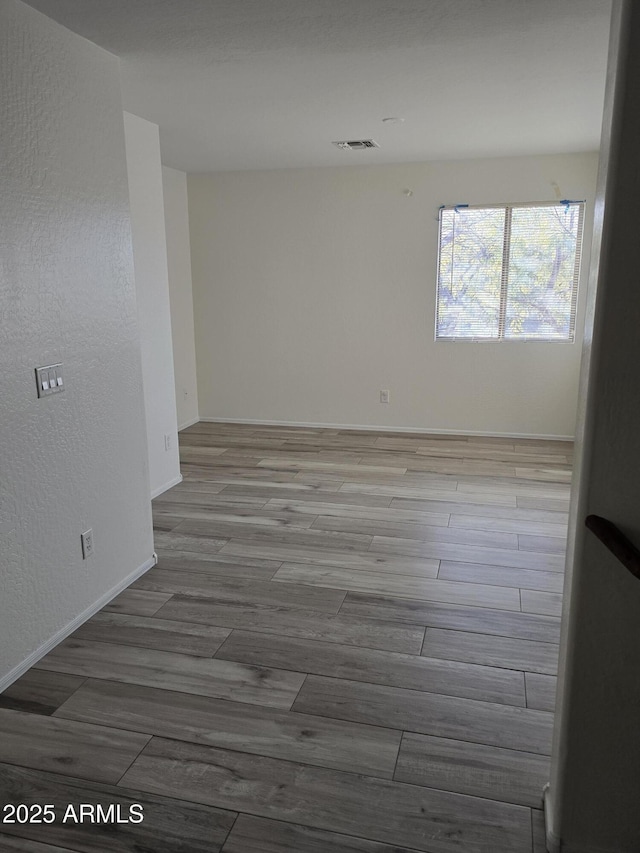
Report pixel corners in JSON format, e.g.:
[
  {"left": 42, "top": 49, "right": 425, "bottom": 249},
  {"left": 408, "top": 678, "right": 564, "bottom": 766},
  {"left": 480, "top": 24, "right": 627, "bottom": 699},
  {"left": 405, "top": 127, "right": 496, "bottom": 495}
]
[
  {"left": 81, "top": 529, "right": 94, "bottom": 559},
  {"left": 164, "top": 433, "right": 173, "bottom": 451},
  {"left": 380, "top": 389, "right": 390, "bottom": 404}
]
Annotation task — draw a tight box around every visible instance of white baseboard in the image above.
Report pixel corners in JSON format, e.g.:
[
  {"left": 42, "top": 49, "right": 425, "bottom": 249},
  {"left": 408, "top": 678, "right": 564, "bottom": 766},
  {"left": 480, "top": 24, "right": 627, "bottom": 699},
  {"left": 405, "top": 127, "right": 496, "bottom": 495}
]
[
  {"left": 543, "top": 784, "right": 561, "bottom": 853},
  {"left": 197, "top": 416, "right": 573, "bottom": 442},
  {"left": 545, "top": 831, "right": 629, "bottom": 853},
  {"left": 150, "top": 473, "right": 183, "bottom": 499},
  {"left": 0, "top": 553, "right": 157, "bottom": 693},
  {"left": 543, "top": 784, "right": 628, "bottom": 853},
  {"left": 178, "top": 416, "right": 200, "bottom": 431}
]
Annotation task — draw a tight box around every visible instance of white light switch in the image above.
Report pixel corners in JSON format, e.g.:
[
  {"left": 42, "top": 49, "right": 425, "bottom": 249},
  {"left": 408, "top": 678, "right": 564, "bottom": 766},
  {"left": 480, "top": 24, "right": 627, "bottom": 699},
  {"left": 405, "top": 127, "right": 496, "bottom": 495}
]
[{"left": 35, "top": 364, "right": 64, "bottom": 398}]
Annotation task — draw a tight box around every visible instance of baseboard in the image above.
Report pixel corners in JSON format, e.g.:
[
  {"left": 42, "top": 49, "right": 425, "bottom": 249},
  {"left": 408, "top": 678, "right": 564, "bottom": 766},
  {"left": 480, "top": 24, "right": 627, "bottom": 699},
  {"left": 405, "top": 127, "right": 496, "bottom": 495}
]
[
  {"left": 197, "top": 416, "right": 573, "bottom": 442},
  {"left": 178, "top": 416, "right": 200, "bottom": 431},
  {"left": 0, "top": 553, "right": 157, "bottom": 693},
  {"left": 544, "top": 784, "right": 561, "bottom": 853},
  {"left": 150, "top": 473, "right": 183, "bottom": 499},
  {"left": 543, "top": 784, "right": 629, "bottom": 853},
  {"left": 544, "top": 833, "right": 630, "bottom": 853}
]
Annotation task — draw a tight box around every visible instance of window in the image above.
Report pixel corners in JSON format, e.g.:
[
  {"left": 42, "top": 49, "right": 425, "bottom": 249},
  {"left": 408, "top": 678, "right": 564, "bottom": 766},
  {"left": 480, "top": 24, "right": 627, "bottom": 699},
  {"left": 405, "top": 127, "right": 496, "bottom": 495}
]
[{"left": 435, "top": 201, "right": 585, "bottom": 341}]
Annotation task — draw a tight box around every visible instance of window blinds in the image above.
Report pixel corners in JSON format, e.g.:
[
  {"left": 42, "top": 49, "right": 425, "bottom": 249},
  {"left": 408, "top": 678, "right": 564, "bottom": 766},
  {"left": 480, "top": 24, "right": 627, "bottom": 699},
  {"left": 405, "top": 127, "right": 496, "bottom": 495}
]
[{"left": 436, "top": 201, "right": 585, "bottom": 341}]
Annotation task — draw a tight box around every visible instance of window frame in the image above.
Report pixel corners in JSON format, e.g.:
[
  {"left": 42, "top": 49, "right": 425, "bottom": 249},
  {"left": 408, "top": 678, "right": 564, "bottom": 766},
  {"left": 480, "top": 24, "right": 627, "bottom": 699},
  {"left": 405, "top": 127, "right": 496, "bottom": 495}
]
[{"left": 434, "top": 200, "right": 585, "bottom": 344}]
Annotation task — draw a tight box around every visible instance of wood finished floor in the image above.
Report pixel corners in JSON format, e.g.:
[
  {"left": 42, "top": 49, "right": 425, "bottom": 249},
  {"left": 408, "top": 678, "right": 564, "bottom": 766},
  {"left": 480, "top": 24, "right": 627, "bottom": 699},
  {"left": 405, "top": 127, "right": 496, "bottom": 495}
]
[{"left": 0, "top": 423, "right": 571, "bottom": 853}]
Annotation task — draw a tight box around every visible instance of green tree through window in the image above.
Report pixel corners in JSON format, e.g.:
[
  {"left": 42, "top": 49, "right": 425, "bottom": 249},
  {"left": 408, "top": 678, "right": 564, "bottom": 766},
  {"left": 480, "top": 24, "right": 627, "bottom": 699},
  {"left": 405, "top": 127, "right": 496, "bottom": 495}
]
[{"left": 436, "top": 201, "right": 584, "bottom": 341}]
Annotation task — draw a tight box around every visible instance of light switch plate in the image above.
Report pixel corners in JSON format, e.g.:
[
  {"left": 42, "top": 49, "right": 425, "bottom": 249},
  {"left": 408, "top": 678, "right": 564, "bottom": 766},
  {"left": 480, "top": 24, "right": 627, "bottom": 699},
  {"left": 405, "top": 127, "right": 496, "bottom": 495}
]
[{"left": 35, "top": 364, "right": 64, "bottom": 398}]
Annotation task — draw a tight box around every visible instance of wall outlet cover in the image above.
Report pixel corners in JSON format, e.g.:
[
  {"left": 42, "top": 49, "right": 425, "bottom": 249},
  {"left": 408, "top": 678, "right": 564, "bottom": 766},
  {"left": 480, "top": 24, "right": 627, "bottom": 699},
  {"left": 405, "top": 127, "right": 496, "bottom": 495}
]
[{"left": 81, "top": 529, "right": 94, "bottom": 559}]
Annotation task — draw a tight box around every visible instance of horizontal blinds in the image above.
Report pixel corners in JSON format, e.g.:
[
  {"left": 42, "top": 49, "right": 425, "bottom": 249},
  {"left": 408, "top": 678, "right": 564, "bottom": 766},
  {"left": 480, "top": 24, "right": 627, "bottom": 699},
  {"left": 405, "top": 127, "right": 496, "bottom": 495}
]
[{"left": 436, "top": 201, "right": 584, "bottom": 341}]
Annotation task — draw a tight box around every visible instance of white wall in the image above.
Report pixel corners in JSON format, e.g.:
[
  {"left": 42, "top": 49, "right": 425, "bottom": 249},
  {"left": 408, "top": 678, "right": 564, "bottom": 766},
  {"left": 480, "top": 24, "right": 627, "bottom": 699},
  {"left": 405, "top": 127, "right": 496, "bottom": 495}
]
[
  {"left": 188, "top": 153, "right": 598, "bottom": 438},
  {"left": 124, "top": 113, "right": 180, "bottom": 496},
  {"left": 0, "top": 1, "right": 154, "bottom": 684},
  {"left": 162, "top": 165, "right": 199, "bottom": 430},
  {"left": 548, "top": 5, "right": 640, "bottom": 851}
]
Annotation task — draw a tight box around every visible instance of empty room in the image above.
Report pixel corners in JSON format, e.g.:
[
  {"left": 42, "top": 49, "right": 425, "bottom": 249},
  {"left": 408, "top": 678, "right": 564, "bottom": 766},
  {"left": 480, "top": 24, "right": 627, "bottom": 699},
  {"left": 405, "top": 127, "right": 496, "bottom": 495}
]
[{"left": 2, "top": 1, "right": 640, "bottom": 852}]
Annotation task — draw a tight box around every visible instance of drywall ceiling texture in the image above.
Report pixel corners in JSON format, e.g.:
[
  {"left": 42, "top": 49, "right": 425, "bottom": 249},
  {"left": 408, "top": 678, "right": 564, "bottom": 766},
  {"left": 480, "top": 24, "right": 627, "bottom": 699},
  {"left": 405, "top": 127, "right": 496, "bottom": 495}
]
[
  {"left": 123, "top": 113, "right": 180, "bottom": 497},
  {"left": 162, "top": 166, "right": 199, "bottom": 430},
  {"left": 22, "top": 0, "right": 611, "bottom": 171},
  {"left": 0, "top": 0, "right": 154, "bottom": 682},
  {"left": 189, "top": 152, "right": 598, "bottom": 438}
]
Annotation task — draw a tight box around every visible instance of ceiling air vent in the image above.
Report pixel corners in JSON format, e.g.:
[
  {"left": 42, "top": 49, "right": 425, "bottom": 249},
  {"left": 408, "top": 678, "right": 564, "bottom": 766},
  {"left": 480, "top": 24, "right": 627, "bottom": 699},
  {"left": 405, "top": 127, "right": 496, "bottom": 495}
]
[{"left": 332, "top": 139, "right": 380, "bottom": 151}]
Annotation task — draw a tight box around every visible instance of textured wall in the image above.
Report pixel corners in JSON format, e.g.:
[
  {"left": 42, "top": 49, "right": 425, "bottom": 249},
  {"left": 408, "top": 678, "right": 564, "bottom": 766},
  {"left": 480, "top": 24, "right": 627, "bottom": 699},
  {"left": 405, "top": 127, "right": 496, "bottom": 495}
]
[
  {"left": 123, "top": 113, "right": 180, "bottom": 496},
  {"left": 188, "top": 153, "right": 599, "bottom": 438},
  {"left": 0, "top": 0, "right": 154, "bottom": 681},
  {"left": 162, "top": 165, "right": 199, "bottom": 430}
]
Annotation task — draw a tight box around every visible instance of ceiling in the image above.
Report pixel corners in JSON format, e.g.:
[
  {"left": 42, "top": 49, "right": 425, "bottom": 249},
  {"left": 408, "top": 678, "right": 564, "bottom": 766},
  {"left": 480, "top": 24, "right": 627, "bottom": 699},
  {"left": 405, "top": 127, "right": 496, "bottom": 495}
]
[{"left": 26, "top": 0, "right": 612, "bottom": 173}]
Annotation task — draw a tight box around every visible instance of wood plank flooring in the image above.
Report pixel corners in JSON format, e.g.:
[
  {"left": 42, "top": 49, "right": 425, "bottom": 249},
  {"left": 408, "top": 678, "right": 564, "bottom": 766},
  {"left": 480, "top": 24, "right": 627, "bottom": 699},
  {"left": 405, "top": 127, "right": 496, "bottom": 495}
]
[{"left": 0, "top": 422, "right": 570, "bottom": 852}]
